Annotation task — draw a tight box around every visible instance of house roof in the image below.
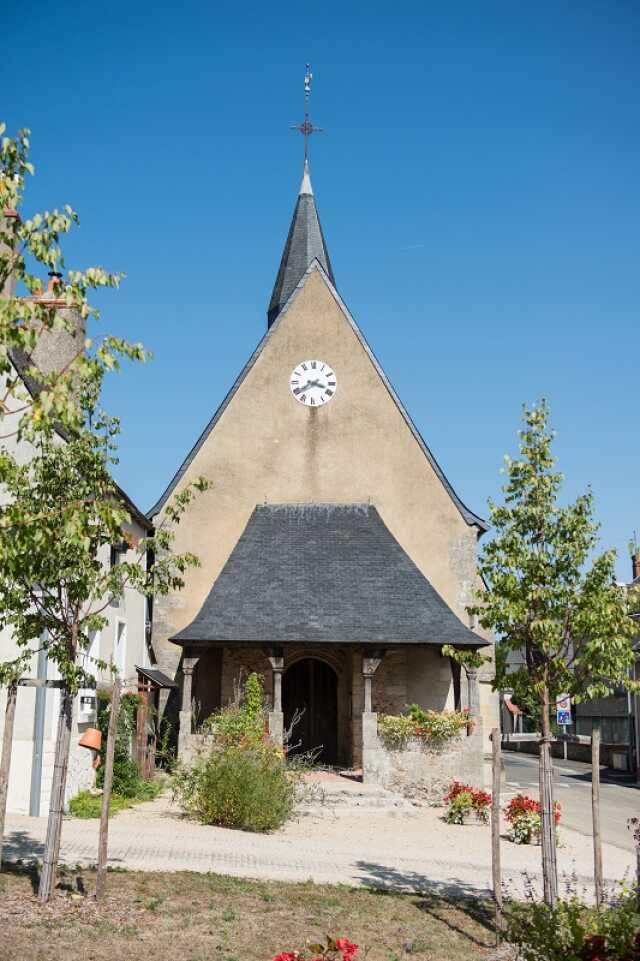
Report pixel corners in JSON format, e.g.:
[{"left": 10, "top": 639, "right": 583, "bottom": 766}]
[
  {"left": 135, "top": 666, "right": 178, "bottom": 689},
  {"left": 267, "top": 159, "right": 334, "bottom": 327},
  {"left": 149, "top": 261, "right": 487, "bottom": 532},
  {"left": 171, "top": 503, "right": 488, "bottom": 647},
  {"left": 8, "top": 347, "right": 153, "bottom": 533}
]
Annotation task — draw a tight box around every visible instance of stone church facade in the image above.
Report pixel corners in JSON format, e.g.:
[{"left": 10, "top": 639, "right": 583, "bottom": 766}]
[{"left": 150, "top": 160, "right": 498, "bottom": 769}]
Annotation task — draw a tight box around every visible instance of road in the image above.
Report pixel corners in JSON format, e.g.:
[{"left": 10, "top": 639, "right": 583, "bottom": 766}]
[{"left": 503, "top": 751, "right": 640, "bottom": 851}]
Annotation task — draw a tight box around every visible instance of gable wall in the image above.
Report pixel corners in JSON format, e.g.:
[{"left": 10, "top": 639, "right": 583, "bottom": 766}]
[{"left": 153, "top": 270, "right": 484, "bottom": 676}]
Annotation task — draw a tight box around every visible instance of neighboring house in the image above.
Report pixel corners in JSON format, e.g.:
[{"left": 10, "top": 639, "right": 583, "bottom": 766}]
[
  {"left": 0, "top": 214, "right": 152, "bottom": 814},
  {"left": 149, "top": 157, "right": 499, "bottom": 770}
]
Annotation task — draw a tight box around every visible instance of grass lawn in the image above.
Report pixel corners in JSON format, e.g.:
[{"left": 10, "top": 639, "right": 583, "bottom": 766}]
[{"left": 0, "top": 865, "right": 498, "bottom": 961}]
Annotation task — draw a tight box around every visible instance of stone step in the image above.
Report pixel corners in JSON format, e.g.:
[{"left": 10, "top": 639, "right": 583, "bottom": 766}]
[
  {"left": 298, "top": 800, "right": 418, "bottom": 818},
  {"left": 296, "top": 781, "right": 418, "bottom": 818}
]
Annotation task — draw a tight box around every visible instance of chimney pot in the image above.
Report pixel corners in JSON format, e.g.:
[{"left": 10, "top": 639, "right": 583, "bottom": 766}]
[{"left": 47, "top": 270, "right": 62, "bottom": 293}]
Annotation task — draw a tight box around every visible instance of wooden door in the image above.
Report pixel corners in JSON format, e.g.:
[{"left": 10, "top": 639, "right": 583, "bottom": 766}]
[{"left": 283, "top": 658, "right": 338, "bottom": 764}]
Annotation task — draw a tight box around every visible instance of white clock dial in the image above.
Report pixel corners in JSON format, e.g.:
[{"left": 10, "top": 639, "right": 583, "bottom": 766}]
[{"left": 289, "top": 360, "right": 337, "bottom": 407}]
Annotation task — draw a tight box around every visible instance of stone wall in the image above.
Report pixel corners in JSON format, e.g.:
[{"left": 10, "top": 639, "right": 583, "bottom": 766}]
[{"left": 362, "top": 712, "right": 484, "bottom": 801}]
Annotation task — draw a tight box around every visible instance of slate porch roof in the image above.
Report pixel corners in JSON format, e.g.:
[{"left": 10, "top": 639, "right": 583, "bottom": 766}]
[{"left": 171, "top": 504, "right": 488, "bottom": 647}]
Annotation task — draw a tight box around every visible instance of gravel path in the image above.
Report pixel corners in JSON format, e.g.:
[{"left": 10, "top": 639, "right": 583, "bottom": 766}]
[{"left": 3, "top": 790, "right": 634, "bottom": 898}]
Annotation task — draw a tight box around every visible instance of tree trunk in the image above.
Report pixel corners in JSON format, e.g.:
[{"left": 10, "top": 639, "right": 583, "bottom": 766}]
[
  {"left": 0, "top": 682, "right": 18, "bottom": 870},
  {"left": 591, "top": 723, "right": 604, "bottom": 908},
  {"left": 95, "top": 679, "right": 121, "bottom": 901},
  {"left": 491, "top": 728, "right": 503, "bottom": 940},
  {"left": 38, "top": 686, "right": 73, "bottom": 903},
  {"left": 539, "top": 693, "right": 558, "bottom": 907}
]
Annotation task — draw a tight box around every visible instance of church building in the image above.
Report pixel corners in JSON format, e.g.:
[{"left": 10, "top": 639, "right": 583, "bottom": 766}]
[{"left": 150, "top": 142, "right": 497, "bottom": 769}]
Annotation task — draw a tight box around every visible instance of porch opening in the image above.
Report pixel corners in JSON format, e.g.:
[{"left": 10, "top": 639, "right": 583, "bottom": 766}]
[{"left": 283, "top": 657, "right": 338, "bottom": 764}]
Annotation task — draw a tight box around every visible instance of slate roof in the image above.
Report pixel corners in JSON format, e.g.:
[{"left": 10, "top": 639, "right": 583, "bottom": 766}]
[
  {"left": 135, "top": 666, "right": 178, "bottom": 689},
  {"left": 171, "top": 504, "right": 488, "bottom": 647},
  {"left": 267, "top": 160, "right": 335, "bottom": 327},
  {"left": 8, "top": 348, "right": 153, "bottom": 532}
]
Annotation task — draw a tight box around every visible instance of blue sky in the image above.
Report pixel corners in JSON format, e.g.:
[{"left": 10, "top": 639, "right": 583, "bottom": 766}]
[{"left": 4, "top": 1, "right": 640, "bottom": 577}]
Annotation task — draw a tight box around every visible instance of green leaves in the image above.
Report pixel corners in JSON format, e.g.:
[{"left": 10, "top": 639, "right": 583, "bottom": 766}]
[
  {"left": 0, "top": 121, "right": 208, "bottom": 694},
  {"left": 472, "top": 400, "right": 637, "bottom": 717}
]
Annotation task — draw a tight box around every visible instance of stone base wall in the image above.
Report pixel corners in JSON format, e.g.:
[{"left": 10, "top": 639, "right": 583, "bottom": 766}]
[{"left": 362, "top": 712, "right": 484, "bottom": 801}]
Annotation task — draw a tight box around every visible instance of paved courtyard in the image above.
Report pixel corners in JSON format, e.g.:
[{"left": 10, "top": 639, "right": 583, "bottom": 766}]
[{"left": 3, "top": 777, "right": 635, "bottom": 899}]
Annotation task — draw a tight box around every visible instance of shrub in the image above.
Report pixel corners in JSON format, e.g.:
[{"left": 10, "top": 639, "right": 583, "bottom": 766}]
[
  {"left": 504, "top": 892, "right": 640, "bottom": 961},
  {"left": 201, "top": 671, "right": 265, "bottom": 747},
  {"left": 504, "top": 793, "right": 561, "bottom": 844},
  {"left": 443, "top": 781, "right": 491, "bottom": 824},
  {"left": 96, "top": 688, "right": 160, "bottom": 799},
  {"left": 173, "top": 741, "right": 296, "bottom": 832},
  {"left": 69, "top": 778, "right": 162, "bottom": 818},
  {"left": 378, "top": 706, "right": 469, "bottom": 747}
]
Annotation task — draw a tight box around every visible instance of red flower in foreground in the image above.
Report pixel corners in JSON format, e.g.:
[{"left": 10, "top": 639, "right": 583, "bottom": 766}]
[
  {"left": 273, "top": 954, "right": 298, "bottom": 961},
  {"left": 335, "top": 938, "right": 359, "bottom": 960}
]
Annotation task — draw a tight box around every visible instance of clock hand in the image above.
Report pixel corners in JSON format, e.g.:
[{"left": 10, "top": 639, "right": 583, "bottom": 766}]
[{"left": 293, "top": 380, "right": 313, "bottom": 395}]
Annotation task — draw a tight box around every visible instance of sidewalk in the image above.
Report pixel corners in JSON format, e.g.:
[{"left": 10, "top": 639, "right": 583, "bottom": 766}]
[{"left": 2, "top": 790, "right": 634, "bottom": 898}]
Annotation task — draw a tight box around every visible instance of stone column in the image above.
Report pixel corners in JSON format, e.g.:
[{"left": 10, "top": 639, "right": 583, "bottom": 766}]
[
  {"left": 464, "top": 666, "right": 484, "bottom": 784},
  {"left": 178, "top": 652, "right": 199, "bottom": 761},
  {"left": 267, "top": 650, "right": 284, "bottom": 747},
  {"left": 361, "top": 651, "right": 384, "bottom": 782}
]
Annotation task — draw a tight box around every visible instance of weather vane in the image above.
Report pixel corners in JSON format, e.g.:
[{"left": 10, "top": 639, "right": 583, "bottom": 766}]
[{"left": 291, "top": 63, "right": 323, "bottom": 161}]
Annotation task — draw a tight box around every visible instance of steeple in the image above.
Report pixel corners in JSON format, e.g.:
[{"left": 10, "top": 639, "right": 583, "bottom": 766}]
[{"left": 267, "top": 158, "right": 335, "bottom": 327}]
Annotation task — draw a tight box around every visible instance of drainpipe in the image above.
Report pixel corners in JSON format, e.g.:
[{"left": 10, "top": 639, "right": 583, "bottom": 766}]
[{"left": 29, "top": 644, "right": 48, "bottom": 816}]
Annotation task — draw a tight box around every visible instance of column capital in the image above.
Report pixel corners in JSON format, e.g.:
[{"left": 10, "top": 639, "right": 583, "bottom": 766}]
[{"left": 362, "top": 655, "right": 384, "bottom": 677}]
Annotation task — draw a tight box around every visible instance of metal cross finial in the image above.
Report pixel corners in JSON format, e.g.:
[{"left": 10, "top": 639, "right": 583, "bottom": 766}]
[{"left": 291, "top": 63, "right": 323, "bottom": 161}]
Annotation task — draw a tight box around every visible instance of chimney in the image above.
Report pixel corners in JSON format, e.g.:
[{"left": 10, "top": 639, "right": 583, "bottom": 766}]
[
  {"left": 632, "top": 554, "right": 640, "bottom": 582},
  {"left": 46, "top": 270, "right": 63, "bottom": 295}
]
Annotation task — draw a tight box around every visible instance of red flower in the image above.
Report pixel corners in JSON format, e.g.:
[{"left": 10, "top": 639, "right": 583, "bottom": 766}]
[
  {"left": 505, "top": 794, "right": 561, "bottom": 826},
  {"left": 335, "top": 939, "right": 359, "bottom": 959},
  {"left": 272, "top": 953, "right": 298, "bottom": 961}
]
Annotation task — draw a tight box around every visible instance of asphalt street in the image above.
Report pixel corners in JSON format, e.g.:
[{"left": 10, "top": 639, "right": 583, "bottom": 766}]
[{"left": 503, "top": 751, "right": 640, "bottom": 851}]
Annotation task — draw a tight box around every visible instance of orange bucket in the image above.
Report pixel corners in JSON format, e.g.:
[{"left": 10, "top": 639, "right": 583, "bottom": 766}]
[{"left": 78, "top": 728, "right": 102, "bottom": 752}]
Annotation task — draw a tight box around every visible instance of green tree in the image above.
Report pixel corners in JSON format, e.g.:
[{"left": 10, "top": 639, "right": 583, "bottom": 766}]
[
  {"left": 470, "top": 401, "right": 637, "bottom": 906},
  {"left": 0, "top": 123, "right": 210, "bottom": 901}
]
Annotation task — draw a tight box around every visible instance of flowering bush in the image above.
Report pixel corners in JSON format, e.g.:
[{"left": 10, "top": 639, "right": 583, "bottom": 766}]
[
  {"left": 273, "top": 937, "right": 359, "bottom": 961},
  {"left": 443, "top": 781, "right": 491, "bottom": 824},
  {"left": 504, "top": 793, "right": 561, "bottom": 844},
  {"left": 378, "top": 705, "right": 470, "bottom": 747}
]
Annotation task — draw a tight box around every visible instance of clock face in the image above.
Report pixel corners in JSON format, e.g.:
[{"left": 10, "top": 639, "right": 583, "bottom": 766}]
[{"left": 290, "top": 359, "right": 337, "bottom": 407}]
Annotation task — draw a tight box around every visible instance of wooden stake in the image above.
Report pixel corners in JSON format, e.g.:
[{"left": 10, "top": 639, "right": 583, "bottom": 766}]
[
  {"left": 539, "top": 697, "right": 558, "bottom": 908},
  {"left": 0, "top": 682, "right": 18, "bottom": 871},
  {"left": 592, "top": 722, "right": 604, "bottom": 908},
  {"left": 491, "top": 727, "right": 503, "bottom": 941},
  {"left": 38, "top": 687, "right": 73, "bottom": 903},
  {"left": 95, "top": 678, "right": 121, "bottom": 901}
]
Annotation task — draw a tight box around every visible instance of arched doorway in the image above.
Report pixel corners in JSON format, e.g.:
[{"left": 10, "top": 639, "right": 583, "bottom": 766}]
[{"left": 283, "top": 658, "right": 338, "bottom": 764}]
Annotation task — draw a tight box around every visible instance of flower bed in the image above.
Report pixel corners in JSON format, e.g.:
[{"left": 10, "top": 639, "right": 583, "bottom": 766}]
[
  {"left": 505, "top": 793, "right": 561, "bottom": 844},
  {"left": 273, "top": 937, "right": 358, "bottom": 961},
  {"left": 443, "top": 780, "right": 491, "bottom": 824},
  {"left": 377, "top": 704, "right": 470, "bottom": 748}
]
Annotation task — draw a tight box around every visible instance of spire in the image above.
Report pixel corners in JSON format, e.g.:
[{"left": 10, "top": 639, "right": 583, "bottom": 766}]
[
  {"left": 267, "top": 159, "right": 335, "bottom": 327},
  {"left": 267, "top": 66, "right": 335, "bottom": 327}
]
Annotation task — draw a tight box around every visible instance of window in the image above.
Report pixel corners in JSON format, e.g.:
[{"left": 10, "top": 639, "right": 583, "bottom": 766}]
[
  {"left": 115, "top": 621, "right": 127, "bottom": 678},
  {"left": 83, "top": 630, "right": 101, "bottom": 670}
]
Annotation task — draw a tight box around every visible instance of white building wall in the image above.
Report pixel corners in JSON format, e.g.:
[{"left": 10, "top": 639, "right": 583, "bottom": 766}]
[{"left": 0, "top": 361, "right": 150, "bottom": 814}]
